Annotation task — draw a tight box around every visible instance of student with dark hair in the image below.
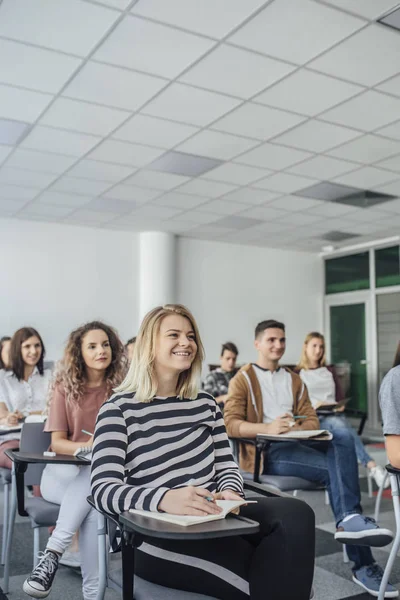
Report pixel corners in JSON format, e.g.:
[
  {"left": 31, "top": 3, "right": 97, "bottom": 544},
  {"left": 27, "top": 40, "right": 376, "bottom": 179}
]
[
  {"left": 0, "top": 336, "right": 11, "bottom": 372},
  {"left": 0, "top": 327, "right": 51, "bottom": 469},
  {"left": 126, "top": 336, "right": 137, "bottom": 362},
  {"left": 224, "top": 319, "right": 397, "bottom": 598},
  {"left": 202, "top": 341, "right": 239, "bottom": 407}
]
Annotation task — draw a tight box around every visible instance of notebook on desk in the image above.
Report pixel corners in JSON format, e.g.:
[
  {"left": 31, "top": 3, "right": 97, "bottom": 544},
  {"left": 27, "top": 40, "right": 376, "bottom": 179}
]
[
  {"left": 316, "top": 398, "right": 350, "bottom": 414},
  {"left": 258, "top": 430, "right": 333, "bottom": 441}
]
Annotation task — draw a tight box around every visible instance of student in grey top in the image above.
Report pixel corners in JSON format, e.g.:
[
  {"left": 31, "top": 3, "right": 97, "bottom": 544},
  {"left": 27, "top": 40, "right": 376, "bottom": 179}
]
[
  {"left": 202, "top": 342, "right": 238, "bottom": 408},
  {"left": 379, "top": 346, "right": 400, "bottom": 469}
]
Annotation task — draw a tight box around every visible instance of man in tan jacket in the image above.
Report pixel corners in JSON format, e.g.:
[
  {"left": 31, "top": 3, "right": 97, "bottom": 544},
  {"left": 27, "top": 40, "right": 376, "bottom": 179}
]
[{"left": 224, "top": 319, "right": 397, "bottom": 598}]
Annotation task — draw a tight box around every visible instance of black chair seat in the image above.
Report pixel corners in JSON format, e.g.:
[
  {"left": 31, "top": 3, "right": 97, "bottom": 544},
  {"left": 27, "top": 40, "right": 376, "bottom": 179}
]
[
  {"left": 0, "top": 468, "right": 11, "bottom": 485},
  {"left": 241, "top": 471, "right": 322, "bottom": 491},
  {"left": 25, "top": 498, "right": 59, "bottom": 526}
]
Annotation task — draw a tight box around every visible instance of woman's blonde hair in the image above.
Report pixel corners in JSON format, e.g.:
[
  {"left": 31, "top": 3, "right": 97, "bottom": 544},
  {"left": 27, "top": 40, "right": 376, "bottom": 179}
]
[
  {"left": 115, "top": 304, "right": 204, "bottom": 402},
  {"left": 297, "top": 331, "right": 327, "bottom": 371}
]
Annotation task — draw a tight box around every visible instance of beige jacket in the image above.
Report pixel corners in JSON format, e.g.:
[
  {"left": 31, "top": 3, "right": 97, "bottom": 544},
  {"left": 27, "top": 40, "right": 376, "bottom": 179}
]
[{"left": 224, "top": 363, "right": 320, "bottom": 474}]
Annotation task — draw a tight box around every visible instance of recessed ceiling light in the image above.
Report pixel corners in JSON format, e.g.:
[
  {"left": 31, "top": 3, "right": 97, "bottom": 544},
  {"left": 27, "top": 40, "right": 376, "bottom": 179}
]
[
  {"left": 0, "top": 118, "right": 30, "bottom": 145},
  {"left": 378, "top": 4, "right": 400, "bottom": 31},
  {"left": 148, "top": 151, "right": 223, "bottom": 177},
  {"left": 321, "top": 231, "right": 360, "bottom": 242}
]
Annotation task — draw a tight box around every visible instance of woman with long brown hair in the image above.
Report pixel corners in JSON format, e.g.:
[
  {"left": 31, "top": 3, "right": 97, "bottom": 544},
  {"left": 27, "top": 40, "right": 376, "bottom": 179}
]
[{"left": 23, "top": 321, "right": 126, "bottom": 600}]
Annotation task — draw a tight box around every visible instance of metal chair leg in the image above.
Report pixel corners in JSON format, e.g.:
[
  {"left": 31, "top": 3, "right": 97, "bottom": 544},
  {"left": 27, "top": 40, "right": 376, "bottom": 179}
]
[
  {"left": 378, "top": 474, "right": 400, "bottom": 600},
  {"left": 325, "top": 490, "right": 330, "bottom": 505},
  {"left": 1, "top": 481, "right": 9, "bottom": 565},
  {"left": 343, "top": 546, "right": 349, "bottom": 563},
  {"left": 367, "top": 470, "right": 373, "bottom": 498},
  {"left": 33, "top": 527, "right": 40, "bottom": 567},
  {"left": 3, "top": 465, "right": 17, "bottom": 593},
  {"left": 292, "top": 490, "right": 298, "bottom": 497},
  {"left": 374, "top": 472, "right": 389, "bottom": 523}
]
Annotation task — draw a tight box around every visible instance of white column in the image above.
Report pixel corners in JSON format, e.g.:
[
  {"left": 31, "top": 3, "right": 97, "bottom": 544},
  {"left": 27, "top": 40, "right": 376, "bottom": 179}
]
[{"left": 139, "top": 231, "right": 176, "bottom": 321}]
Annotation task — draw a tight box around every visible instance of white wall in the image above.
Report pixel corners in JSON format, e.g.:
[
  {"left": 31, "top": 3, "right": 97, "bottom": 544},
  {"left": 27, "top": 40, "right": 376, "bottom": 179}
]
[
  {"left": 177, "top": 238, "right": 324, "bottom": 369},
  {"left": 0, "top": 218, "right": 139, "bottom": 360}
]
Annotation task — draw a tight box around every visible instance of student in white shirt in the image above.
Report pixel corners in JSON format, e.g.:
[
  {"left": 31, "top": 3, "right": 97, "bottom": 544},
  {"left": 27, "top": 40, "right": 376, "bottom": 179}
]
[
  {"left": 297, "top": 332, "right": 388, "bottom": 489},
  {"left": 0, "top": 327, "right": 51, "bottom": 469}
]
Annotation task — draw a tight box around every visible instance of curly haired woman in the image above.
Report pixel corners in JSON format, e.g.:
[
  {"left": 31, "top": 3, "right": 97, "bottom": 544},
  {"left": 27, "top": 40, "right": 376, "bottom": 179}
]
[{"left": 23, "top": 321, "right": 126, "bottom": 600}]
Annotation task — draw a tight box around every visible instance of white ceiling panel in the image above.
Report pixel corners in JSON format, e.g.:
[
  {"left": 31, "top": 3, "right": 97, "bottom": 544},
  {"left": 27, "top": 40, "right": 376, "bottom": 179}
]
[
  {"left": 287, "top": 155, "right": 359, "bottom": 179},
  {"left": 133, "top": 204, "right": 183, "bottom": 219},
  {"left": 237, "top": 205, "right": 287, "bottom": 220},
  {"left": 36, "top": 191, "right": 92, "bottom": 207},
  {"left": 152, "top": 192, "right": 209, "bottom": 210},
  {"left": 21, "top": 126, "right": 101, "bottom": 157},
  {"left": 372, "top": 180, "right": 400, "bottom": 196},
  {"left": 196, "top": 198, "right": 250, "bottom": 215},
  {"left": 0, "top": 84, "right": 53, "bottom": 124},
  {"left": 333, "top": 166, "right": 399, "bottom": 188},
  {"left": 212, "top": 103, "right": 305, "bottom": 140},
  {"left": 0, "top": 0, "right": 119, "bottom": 56},
  {"left": 376, "top": 120, "right": 400, "bottom": 142},
  {"left": 328, "top": 134, "right": 400, "bottom": 164},
  {"left": 274, "top": 120, "right": 361, "bottom": 152},
  {"left": 113, "top": 114, "right": 198, "bottom": 148},
  {"left": 21, "top": 203, "right": 75, "bottom": 218},
  {"left": 253, "top": 172, "right": 318, "bottom": 193},
  {"left": 380, "top": 198, "right": 400, "bottom": 214},
  {"left": 307, "top": 202, "right": 357, "bottom": 217},
  {"left": 40, "top": 98, "right": 130, "bottom": 136},
  {"left": 376, "top": 154, "right": 400, "bottom": 173},
  {"left": 0, "top": 184, "right": 38, "bottom": 200},
  {"left": 256, "top": 69, "right": 363, "bottom": 116},
  {"left": 96, "top": 0, "right": 131, "bottom": 8},
  {"left": 93, "top": 15, "right": 214, "bottom": 79},
  {"left": 103, "top": 184, "right": 161, "bottom": 202},
  {"left": 66, "top": 209, "right": 118, "bottom": 223},
  {"left": 321, "top": 1, "right": 399, "bottom": 19},
  {"left": 235, "top": 142, "right": 312, "bottom": 170},
  {"left": 173, "top": 210, "right": 222, "bottom": 224},
  {"left": 64, "top": 62, "right": 167, "bottom": 111},
  {"left": 131, "top": 0, "right": 266, "bottom": 38},
  {"left": 206, "top": 163, "right": 271, "bottom": 185},
  {"left": 180, "top": 44, "right": 294, "bottom": 99},
  {"left": 320, "top": 90, "right": 400, "bottom": 132},
  {"left": 220, "top": 188, "right": 280, "bottom": 206},
  {"left": 88, "top": 139, "right": 164, "bottom": 167},
  {"left": 229, "top": 0, "right": 363, "bottom": 64},
  {"left": 176, "top": 130, "right": 259, "bottom": 161},
  {"left": 50, "top": 176, "right": 113, "bottom": 196},
  {"left": 176, "top": 178, "right": 238, "bottom": 198},
  {"left": 66, "top": 159, "right": 135, "bottom": 182},
  {"left": 4, "top": 149, "right": 76, "bottom": 175},
  {"left": 143, "top": 83, "right": 241, "bottom": 127},
  {"left": 275, "top": 212, "right": 323, "bottom": 225},
  {"left": 310, "top": 25, "right": 400, "bottom": 87},
  {"left": 0, "top": 146, "right": 13, "bottom": 166},
  {"left": 0, "top": 39, "right": 81, "bottom": 94},
  {"left": 268, "top": 195, "right": 324, "bottom": 211},
  {"left": 340, "top": 207, "right": 396, "bottom": 222},
  {"left": 125, "top": 171, "right": 189, "bottom": 191},
  {"left": 378, "top": 74, "right": 400, "bottom": 98},
  {"left": 0, "top": 168, "right": 57, "bottom": 188},
  {"left": 0, "top": 198, "right": 28, "bottom": 212}
]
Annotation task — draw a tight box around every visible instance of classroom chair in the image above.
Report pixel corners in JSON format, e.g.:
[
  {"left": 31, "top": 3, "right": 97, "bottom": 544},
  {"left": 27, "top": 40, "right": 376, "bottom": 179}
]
[{"left": 378, "top": 465, "right": 400, "bottom": 600}]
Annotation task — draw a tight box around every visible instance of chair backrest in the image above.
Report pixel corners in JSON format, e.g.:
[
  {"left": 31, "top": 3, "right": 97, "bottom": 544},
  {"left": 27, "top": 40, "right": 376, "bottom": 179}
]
[{"left": 19, "top": 422, "right": 51, "bottom": 486}]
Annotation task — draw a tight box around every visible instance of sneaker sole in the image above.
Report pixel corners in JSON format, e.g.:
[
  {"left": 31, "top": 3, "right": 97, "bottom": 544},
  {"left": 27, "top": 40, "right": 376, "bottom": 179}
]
[
  {"left": 352, "top": 575, "right": 399, "bottom": 598},
  {"left": 335, "top": 528, "right": 394, "bottom": 547},
  {"left": 23, "top": 580, "right": 51, "bottom": 599}
]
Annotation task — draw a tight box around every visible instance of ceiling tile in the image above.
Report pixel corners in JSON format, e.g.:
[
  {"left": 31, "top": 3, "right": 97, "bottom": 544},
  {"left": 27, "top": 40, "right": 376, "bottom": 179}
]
[
  {"left": 296, "top": 181, "right": 358, "bottom": 201},
  {"left": 213, "top": 215, "right": 263, "bottom": 229},
  {"left": 376, "top": 120, "right": 400, "bottom": 142},
  {"left": 237, "top": 205, "right": 287, "bottom": 220},
  {"left": 143, "top": 83, "right": 240, "bottom": 127},
  {"left": 376, "top": 154, "right": 400, "bottom": 173},
  {"left": 66, "top": 209, "right": 117, "bottom": 223},
  {"left": 40, "top": 98, "right": 130, "bottom": 136},
  {"left": 378, "top": 74, "right": 400, "bottom": 99},
  {"left": 0, "top": 0, "right": 119, "bottom": 56},
  {"left": 131, "top": 0, "right": 266, "bottom": 38},
  {"left": 151, "top": 192, "right": 209, "bottom": 210},
  {"left": 320, "top": 90, "right": 400, "bottom": 132},
  {"left": 151, "top": 220, "right": 198, "bottom": 234},
  {"left": 125, "top": 171, "right": 189, "bottom": 191},
  {"left": 0, "top": 145, "right": 13, "bottom": 165},
  {"left": 307, "top": 202, "right": 358, "bottom": 217},
  {"left": 173, "top": 210, "right": 222, "bottom": 224},
  {"left": 220, "top": 188, "right": 280, "bottom": 206},
  {"left": 310, "top": 25, "right": 400, "bottom": 86},
  {"left": 4, "top": 148, "right": 76, "bottom": 174},
  {"left": 186, "top": 225, "right": 236, "bottom": 238},
  {"left": 196, "top": 199, "right": 250, "bottom": 215},
  {"left": 229, "top": 0, "right": 363, "bottom": 64},
  {"left": 113, "top": 114, "right": 198, "bottom": 148},
  {"left": 180, "top": 44, "right": 294, "bottom": 99},
  {"left": 328, "top": 134, "right": 400, "bottom": 164},
  {"left": 333, "top": 166, "right": 399, "bottom": 188},
  {"left": 0, "top": 84, "right": 53, "bottom": 124},
  {"left": 50, "top": 176, "right": 112, "bottom": 196},
  {"left": 176, "top": 130, "right": 259, "bottom": 161},
  {"left": 133, "top": 204, "right": 183, "bottom": 219},
  {"left": 275, "top": 212, "right": 323, "bottom": 225},
  {"left": 176, "top": 178, "right": 238, "bottom": 198},
  {"left": 88, "top": 139, "right": 164, "bottom": 167},
  {"left": 255, "top": 69, "right": 363, "bottom": 116},
  {"left": 0, "top": 119, "right": 30, "bottom": 145},
  {"left": 0, "top": 168, "right": 57, "bottom": 188},
  {"left": 36, "top": 191, "right": 92, "bottom": 207},
  {"left": 274, "top": 120, "right": 361, "bottom": 153},
  {"left": 21, "top": 126, "right": 101, "bottom": 157},
  {"left": 94, "top": 15, "right": 214, "bottom": 79},
  {"left": 21, "top": 203, "right": 74, "bottom": 218},
  {"left": 85, "top": 197, "right": 135, "bottom": 213},
  {"left": 380, "top": 198, "right": 400, "bottom": 213},
  {"left": 235, "top": 142, "right": 312, "bottom": 170},
  {"left": 0, "top": 39, "right": 81, "bottom": 94},
  {"left": 372, "top": 180, "right": 400, "bottom": 196},
  {"left": 322, "top": 1, "right": 399, "bottom": 19},
  {"left": 212, "top": 102, "right": 305, "bottom": 141},
  {"left": 97, "top": 0, "right": 131, "bottom": 8},
  {"left": 0, "top": 198, "right": 28, "bottom": 212},
  {"left": 64, "top": 61, "right": 167, "bottom": 111},
  {"left": 341, "top": 207, "right": 395, "bottom": 222},
  {"left": 288, "top": 156, "right": 359, "bottom": 179},
  {"left": 253, "top": 172, "right": 318, "bottom": 194},
  {"left": 66, "top": 159, "right": 135, "bottom": 182},
  {"left": 268, "top": 195, "right": 324, "bottom": 211},
  {"left": 148, "top": 151, "right": 222, "bottom": 177},
  {"left": 206, "top": 163, "right": 270, "bottom": 185},
  {"left": 103, "top": 184, "right": 161, "bottom": 202},
  {"left": 0, "top": 184, "right": 38, "bottom": 200}
]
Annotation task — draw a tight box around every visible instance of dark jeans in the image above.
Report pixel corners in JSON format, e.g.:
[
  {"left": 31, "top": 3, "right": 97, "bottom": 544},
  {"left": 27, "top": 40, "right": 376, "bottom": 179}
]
[
  {"left": 135, "top": 497, "right": 315, "bottom": 600},
  {"left": 264, "top": 427, "right": 374, "bottom": 570}
]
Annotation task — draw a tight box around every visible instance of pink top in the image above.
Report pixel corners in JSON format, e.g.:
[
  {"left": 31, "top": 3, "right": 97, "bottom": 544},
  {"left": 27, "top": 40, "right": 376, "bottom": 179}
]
[{"left": 45, "top": 383, "right": 108, "bottom": 444}]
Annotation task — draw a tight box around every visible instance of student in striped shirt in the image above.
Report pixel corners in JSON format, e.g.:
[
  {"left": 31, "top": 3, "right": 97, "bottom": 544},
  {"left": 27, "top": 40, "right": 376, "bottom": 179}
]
[{"left": 90, "top": 304, "right": 315, "bottom": 600}]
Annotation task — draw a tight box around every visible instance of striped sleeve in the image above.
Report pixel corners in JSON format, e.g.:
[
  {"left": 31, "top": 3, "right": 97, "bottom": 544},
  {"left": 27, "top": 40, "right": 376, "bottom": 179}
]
[
  {"left": 90, "top": 401, "right": 170, "bottom": 516},
  {"left": 212, "top": 402, "right": 244, "bottom": 496}
]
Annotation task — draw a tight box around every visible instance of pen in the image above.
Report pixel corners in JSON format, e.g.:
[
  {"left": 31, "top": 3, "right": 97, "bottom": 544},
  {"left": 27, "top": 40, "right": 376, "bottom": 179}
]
[
  {"left": 81, "top": 429, "right": 94, "bottom": 436},
  {"left": 293, "top": 416, "right": 307, "bottom": 420},
  {"left": 205, "top": 496, "right": 215, "bottom": 502}
]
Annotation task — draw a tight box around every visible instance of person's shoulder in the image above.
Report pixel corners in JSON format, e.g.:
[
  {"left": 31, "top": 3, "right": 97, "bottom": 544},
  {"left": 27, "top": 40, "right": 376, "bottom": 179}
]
[
  {"left": 196, "top": 390, "right": 217, "bottom": 404},
  {"left": 382, "top": 365, "right": 400, "bottom": 388},
  {"left": 283, "top": 366, "right": 301, "bottom": 382}
]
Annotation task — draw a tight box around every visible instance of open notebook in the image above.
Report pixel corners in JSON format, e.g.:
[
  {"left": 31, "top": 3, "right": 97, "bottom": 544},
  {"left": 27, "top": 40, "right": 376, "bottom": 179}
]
[
  {"left": 129, "top": 499, "right": 257, "bottom": 527},
  {"left": 258, "top": 429, "right": 333, "bottom": 441}
]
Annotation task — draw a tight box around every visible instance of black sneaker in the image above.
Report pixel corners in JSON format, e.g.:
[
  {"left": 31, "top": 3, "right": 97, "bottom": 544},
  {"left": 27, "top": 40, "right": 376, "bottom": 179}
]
[{"left": 23, "top": 550, "right": 59, "bottom": 598}]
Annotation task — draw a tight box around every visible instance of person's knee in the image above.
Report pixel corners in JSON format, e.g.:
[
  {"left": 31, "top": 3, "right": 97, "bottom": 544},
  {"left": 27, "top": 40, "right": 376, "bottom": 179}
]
[
  {"left": 331, "top": 426, "right": 354, "bottom": 445},
  {"left": 266, "top": 497, "right": 315, "bottom": 530}
]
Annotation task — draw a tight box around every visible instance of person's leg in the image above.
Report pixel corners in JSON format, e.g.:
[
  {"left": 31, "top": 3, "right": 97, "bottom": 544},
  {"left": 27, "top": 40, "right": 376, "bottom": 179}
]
[
  {"left": 320, "top": 415, "right": 372, "bottom": 467},
  {"left": 78, "top": 506, "right": 99, "bottom": 600},
  {"left": 0, "top": 440, "right": 20, "bottom": 469}
]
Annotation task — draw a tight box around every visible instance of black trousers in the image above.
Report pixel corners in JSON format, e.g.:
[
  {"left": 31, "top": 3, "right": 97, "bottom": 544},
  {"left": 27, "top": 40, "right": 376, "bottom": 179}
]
[{"left": 135, "top": 497, "right": 315, "bottom": 600}]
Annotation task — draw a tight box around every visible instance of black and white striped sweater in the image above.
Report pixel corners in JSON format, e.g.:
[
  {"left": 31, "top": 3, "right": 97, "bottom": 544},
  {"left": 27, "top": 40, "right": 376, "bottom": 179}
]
[{"left": 91, "top": 390, "right": 244, "bottom": 516}]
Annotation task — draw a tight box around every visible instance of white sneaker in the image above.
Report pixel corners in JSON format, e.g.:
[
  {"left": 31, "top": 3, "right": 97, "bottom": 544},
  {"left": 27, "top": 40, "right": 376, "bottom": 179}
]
[
  {"left": 59, "top": 549, "right": 80, "bottom": 568},
  {"left": 370, "top": 465, "right": 390, "bottom": 489}
]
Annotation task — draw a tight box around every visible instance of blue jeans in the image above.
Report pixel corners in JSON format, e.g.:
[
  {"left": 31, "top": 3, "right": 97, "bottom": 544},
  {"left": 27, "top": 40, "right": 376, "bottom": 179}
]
[
  {"left": 264, "top": 427, "right": 374, "bottom": 570},
  {"left": 319, "top": 414, "right": 372, "bottom": 467}
]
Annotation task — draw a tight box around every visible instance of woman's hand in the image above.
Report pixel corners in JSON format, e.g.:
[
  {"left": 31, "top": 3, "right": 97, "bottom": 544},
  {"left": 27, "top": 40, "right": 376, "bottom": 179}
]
[
  {"left": 213, "top": 490, "right": 244, "bottom": 514},
  {"left": 6, "top": 412, "right": 21, "bottom": 426},
  {"left": 158, "top": 486, "right": 223, "bottom": 516}
]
